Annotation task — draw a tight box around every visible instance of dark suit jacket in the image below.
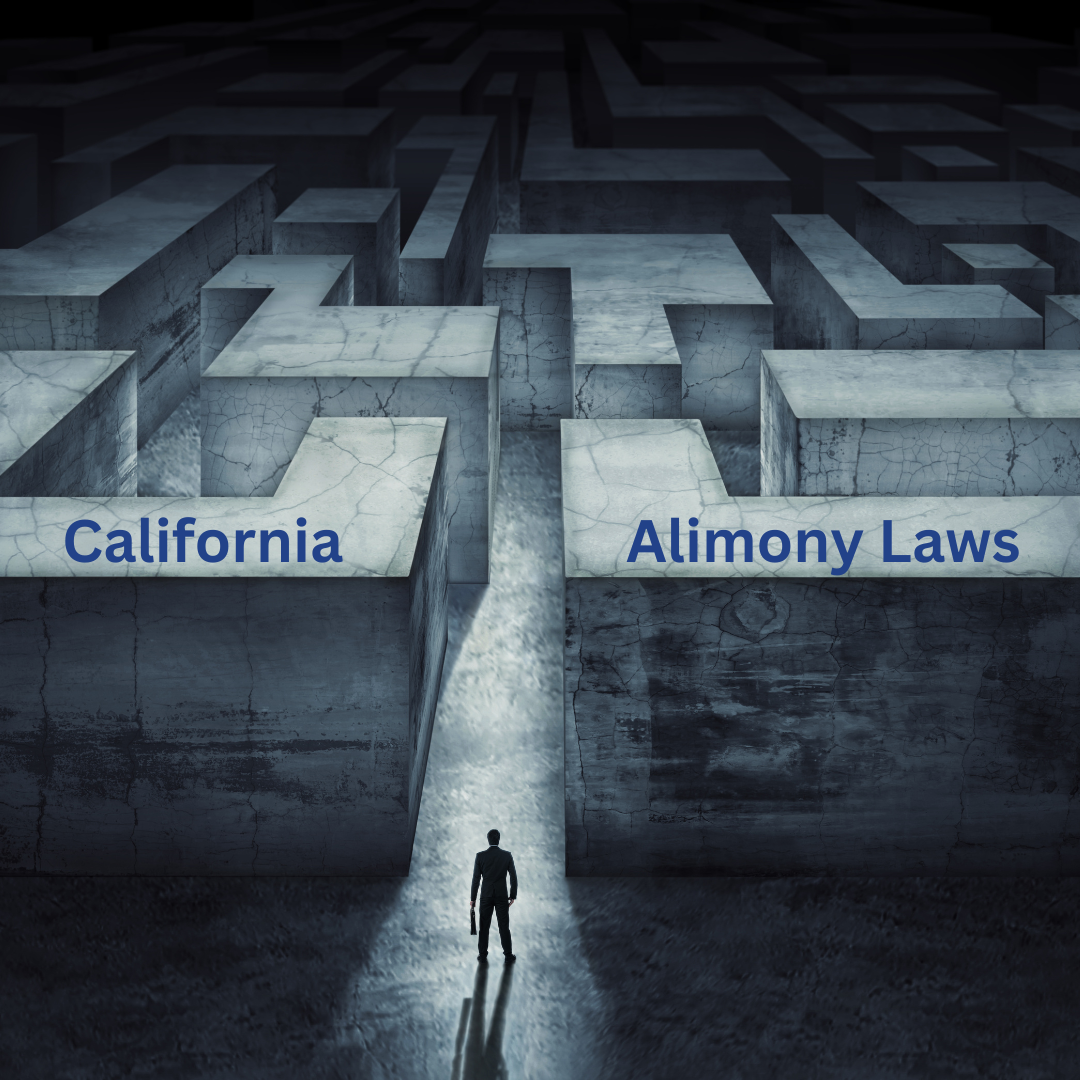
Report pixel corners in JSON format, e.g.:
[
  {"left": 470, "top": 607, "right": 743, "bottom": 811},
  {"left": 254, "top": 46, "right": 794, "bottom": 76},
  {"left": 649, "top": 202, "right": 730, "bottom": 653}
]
[{"left": 471, "top": 845, "right": 517, "bottom": 902}]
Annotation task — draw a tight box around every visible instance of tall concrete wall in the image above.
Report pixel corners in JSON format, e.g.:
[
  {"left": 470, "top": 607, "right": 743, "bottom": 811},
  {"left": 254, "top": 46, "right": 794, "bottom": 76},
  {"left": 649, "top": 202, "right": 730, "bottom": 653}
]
[
  {"left": 0, "top": 428, "right": 448, "bottom": 876},
  {"left": 566, "top": 577, "right": 1080, "bottom": 877}
]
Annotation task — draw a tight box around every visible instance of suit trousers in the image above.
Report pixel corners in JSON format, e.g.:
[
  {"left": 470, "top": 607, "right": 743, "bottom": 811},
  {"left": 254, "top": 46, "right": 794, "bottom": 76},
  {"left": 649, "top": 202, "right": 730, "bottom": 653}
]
[{"left": 477, "top": 896, "right": 512, "bottom": 957}]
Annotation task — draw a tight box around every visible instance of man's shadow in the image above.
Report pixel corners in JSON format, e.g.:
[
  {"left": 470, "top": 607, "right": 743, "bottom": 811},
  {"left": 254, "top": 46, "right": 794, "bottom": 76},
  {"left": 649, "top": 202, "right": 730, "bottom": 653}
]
[{"left": 451, "top": 962, "right": 515, "bottom": 1080}]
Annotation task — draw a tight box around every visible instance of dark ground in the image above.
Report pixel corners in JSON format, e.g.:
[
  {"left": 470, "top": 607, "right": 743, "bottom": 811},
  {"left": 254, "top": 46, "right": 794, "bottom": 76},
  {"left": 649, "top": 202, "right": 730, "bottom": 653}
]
[{"left": 2, "top": 875, "right": 1078, "bottom": 1078}]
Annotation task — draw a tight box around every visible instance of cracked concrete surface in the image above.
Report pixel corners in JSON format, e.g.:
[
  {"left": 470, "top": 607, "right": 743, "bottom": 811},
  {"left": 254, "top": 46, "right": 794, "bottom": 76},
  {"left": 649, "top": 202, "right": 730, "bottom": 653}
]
[{"left": 2, "top": 434, "right": 1079, "bottom": 1077}]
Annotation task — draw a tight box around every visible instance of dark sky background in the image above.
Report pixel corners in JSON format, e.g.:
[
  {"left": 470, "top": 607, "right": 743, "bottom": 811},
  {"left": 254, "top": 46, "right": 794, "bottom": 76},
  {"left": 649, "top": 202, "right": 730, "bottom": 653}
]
[{"left": 2, "top": 1, "right": 1076, "bottom": 52}]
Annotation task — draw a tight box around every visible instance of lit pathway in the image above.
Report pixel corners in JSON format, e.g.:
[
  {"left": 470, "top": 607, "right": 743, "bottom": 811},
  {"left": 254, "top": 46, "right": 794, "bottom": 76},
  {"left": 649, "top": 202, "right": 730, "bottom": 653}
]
[{"left": 335, "top": 431, "right": 608, "bottom": 1078}]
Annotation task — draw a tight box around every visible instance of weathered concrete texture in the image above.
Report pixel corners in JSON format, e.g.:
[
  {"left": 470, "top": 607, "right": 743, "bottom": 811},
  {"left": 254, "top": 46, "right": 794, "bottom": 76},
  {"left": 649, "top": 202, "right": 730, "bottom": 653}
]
[
  {"left": 485, "top": 234, "right": 772, "bottom": 432},
  {"left": 820, "top": 102, "right": 1008, "bottom": 180},
  {"left": 772, "top": 214, "right": 1042, "bottom": 350},
  {"left": 519, "top": 72, "right": 790, "bottom": 286},
  {"left": 855, "top": 180, "right": 1080, "bottom": 294},
  {"left": 0, "top": 351, "right": 136, "bottom": 498},
  {"left": 0, "top": 426, "right": 448, "bottom": 876},
  {"left": 272, "top": 187, "right": 400, "bottom": 307},
  {"left": 566, "top": 575, "right": 1080, "bottom": 876},
  {"left": 51, "top": 106, "right": 394, "bottom": 228},
  {"left": 561, "top": 417, "right": 1080, "bottom": 580},
  {"left": 1045, "top": 294, "right": 1080, "bottom": 348},
  {"left": 2, "top": 436, "right": 1080, "bottom": 1078},
  {"left": 199, "top": 255, "right": 499, "bottom": 584},
  {"left": 483, "top": 264, "right": 572, "bottom": 429},
  {"left": 397, "top": 116, "right": 498, "bottom": 306},
  {"left": 137, "top": 387, "right": 199, "bottom": 498},
  {"left": 941, "top": 243, "right": 1054, "bottom": 315},
  {"left": 0, "top": 164, "right": 274, "bottom": 449},
  {"left": 761, "top": 350, "right": 1080, "bottom": 498}
]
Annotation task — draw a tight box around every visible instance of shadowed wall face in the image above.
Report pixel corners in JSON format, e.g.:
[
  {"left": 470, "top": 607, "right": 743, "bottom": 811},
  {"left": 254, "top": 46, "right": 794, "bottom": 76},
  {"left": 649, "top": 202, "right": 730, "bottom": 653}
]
[
  {"left": 0, "top": 427, "right": 448, "bottom": 877},
  {"left": 565, "top": 577, "right": 1080, "bottom": 877},
  {"left": 0, "top": 578, "right": 413, "bottom": 874}
]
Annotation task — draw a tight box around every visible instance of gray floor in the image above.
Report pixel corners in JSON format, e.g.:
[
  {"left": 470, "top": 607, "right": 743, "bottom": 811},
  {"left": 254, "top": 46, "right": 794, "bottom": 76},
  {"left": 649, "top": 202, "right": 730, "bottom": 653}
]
[{"left": 3, "top": 433, "right": 1079, "bottom": 1079}]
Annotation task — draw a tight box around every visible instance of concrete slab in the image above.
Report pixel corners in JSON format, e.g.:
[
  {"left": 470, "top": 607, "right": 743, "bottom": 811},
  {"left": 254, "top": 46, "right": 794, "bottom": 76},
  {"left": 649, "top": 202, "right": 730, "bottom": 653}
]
[
  {"left": 520, "top": 72, "right": 790, "bottom": 285},
  {"left": 772, "top": 214, "right": 1041, "bottom": 350},
  {"left": 0, "top": 416, "right": 449, "bottom": 876},
  {"left": 760, "top": 349, "right": 1080, "bottom": 497},
  {"left": 485, "top": 233, "right": 772, "bottom": 432},
  {"left": 51, "top": 105, "right": 394, "bottom": 227},
  {"left": 1017, "top": 146, "right": 1080, "bottom": 197},
  {"left": 941, "top": 243, "right": 1053, "bottom": 314},
  {"left": 0, "top": 350, "right": 136, "bottom": 498},
  {"left": 1044, "top": 294, "right": 1080, "bottom": 348},
  {"left": 855, "top": 180, "right": 1080, "bottom": 292},
  {"left": 581, "top": 29, "right": 874, "bottom": 230},
  {"left": 397, "top": 116, "right": 498, "bottom": 306},
  {"left": 561, "top": 416, "right": 1080, "bottom": 579},
  {"left": 200, "top": 254, "right": 499, "bottom": 583},
  {"left": 901, "top": 144, "right": 999, "bottom": 181},
  {"left": 272, "top": 187, "right": 400, "bottom": 307},
  {"left": 821, "top": 102, "right": 1008, "bottom": 179},
  {"left": 0, "top": 163, "right": 274, "bottom": 449}
]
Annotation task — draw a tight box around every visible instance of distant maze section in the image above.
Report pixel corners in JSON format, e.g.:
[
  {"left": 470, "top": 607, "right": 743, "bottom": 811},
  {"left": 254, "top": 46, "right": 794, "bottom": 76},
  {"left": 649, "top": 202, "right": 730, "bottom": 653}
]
[{"left": 2, "top": 1, "right": 1080, "bottom": 877}]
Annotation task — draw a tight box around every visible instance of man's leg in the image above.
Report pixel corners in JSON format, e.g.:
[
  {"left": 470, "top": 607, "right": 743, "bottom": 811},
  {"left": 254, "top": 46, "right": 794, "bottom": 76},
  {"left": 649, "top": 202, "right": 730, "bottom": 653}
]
[
  {"left": 493, "top": 898, "right": 513, "bottom": 956},
  {"left": 478, "top": 899, "right": 495, "bottom": 957}
]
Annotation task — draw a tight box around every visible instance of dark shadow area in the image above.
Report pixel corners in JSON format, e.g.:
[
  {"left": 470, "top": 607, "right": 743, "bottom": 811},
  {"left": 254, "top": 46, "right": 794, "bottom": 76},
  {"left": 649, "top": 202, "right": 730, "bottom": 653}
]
[
  {"left": 396, "top": 146, "right": 454, "bottom": 248},
  {"left": 452, "top": 962, "right": 514, "bottom": 1080},
  {"left": 568, "top": 876, "right": 1080, "bottom": 1078},
  {"left": 0, "top": 876, "right": 403, "bottom": 1079}
]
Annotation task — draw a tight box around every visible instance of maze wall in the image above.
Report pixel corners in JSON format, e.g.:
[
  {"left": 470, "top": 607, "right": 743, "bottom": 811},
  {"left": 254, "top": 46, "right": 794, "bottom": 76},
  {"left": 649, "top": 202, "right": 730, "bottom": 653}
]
[{"left": 1, "top": 1, "right": 1080, "bottom": 876}]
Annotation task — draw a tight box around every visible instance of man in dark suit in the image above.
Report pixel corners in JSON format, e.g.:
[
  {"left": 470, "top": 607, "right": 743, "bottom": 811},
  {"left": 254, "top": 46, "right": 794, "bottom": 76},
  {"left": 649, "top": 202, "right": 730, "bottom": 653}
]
[{"left": 470, "top": 829, "right": 517, "bottom": 963}]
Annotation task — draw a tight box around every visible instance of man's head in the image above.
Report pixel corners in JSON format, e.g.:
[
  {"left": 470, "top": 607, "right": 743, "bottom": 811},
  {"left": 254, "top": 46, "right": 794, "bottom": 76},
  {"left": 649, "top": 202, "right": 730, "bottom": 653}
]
[{"left": 487, "top": 829, "right": 500, "bottom": 846}]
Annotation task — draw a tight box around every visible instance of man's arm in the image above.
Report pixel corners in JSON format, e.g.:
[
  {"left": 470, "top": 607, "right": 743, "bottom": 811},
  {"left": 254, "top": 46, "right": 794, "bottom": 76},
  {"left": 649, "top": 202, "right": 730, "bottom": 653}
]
[
  {"left": 470, "top": 852, "right": 482, "bottom": 905},
  {"left": 508, "top": 853, "right": 517, "bottom": 901}
]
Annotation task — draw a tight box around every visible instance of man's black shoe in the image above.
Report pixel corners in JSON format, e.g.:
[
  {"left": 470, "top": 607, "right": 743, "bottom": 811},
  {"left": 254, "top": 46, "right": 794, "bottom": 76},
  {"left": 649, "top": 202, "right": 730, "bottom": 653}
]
[
  {"left": 477, "top": 955, "right": 488, "bottom": 964},
  {"left": 504, "top": 954, "right": 516, "bottom": 963}
]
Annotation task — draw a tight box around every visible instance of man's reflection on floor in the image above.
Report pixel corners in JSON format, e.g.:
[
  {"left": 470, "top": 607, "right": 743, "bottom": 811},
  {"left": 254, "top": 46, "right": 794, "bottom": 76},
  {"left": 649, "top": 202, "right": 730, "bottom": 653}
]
[{"left": 451, "top": 962, "right": 514, "bottom": 1080}]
